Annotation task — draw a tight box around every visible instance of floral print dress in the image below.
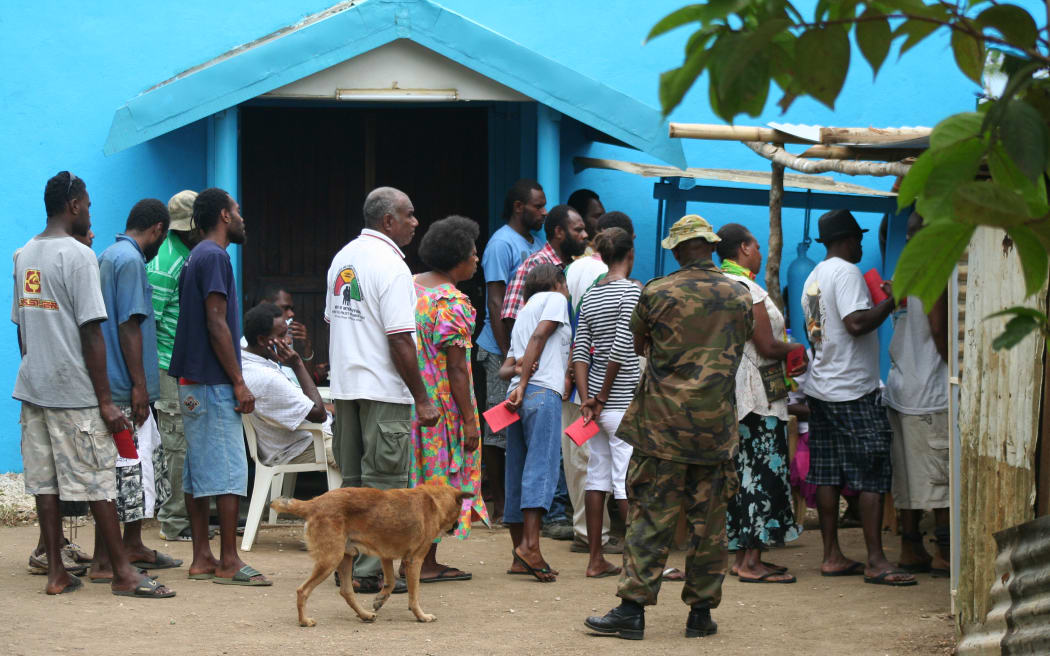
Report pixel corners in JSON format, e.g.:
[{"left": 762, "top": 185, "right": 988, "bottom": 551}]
[{"left": 411, "top": 281, "right": 489, "bottom": 538}]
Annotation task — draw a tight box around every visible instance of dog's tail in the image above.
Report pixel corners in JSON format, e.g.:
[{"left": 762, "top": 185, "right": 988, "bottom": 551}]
[{"left": 270, "top": 496, "right": 313, "bottom": 518}]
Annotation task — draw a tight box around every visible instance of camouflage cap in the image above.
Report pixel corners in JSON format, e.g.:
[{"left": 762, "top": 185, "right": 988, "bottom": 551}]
[
  {"left": 661, "top": 214, "right": 721, "bottom": 249},
  {"left": 167, "top": 190, "right": 197, "bottom": 232}
]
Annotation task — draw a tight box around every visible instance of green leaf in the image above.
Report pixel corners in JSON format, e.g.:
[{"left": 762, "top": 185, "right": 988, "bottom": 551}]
[
  {"left": 991, "top": 314, "right": 1042, "bottom": 350},
  {"left": 1005, "top": 225, "right": 1050, "bottom": 296},
  {"left": 894, "top": 18, "right": 940, "bottom": 57},
  {"left": 951, "top": 28, "right": 984, "bottom": 84},
  {"left": 856, "top": 9, "right": 891, "bottom": 78},
  {"left": 794, "top": 28, "right": 850, "bottom": 108},
  {"left": 897, "top": 148, "right": 935, "bottom": 210},
  {"left": 987, "top": 144, "right": 1049, "bottom": 216},
  {"left": 977, "top": 4, "right": 1038, "bottom": 49},
  {"left": 929, "top": 112, "right": 983, "bottom": 149},
  {"left": 893, "top": 221, "right": 976, "bottom": 309},
  {"left": 913, "top": 139, "right": 987, "bottom": 221},
  {"left": 715, "top": 19, "right": 789, "bottom": 101},
  {"left": 951, "top": 180, "right": 1032, "bottom": 227},
  {"left": 999, "top": 100, "right": 1049, "bottom": 182},
  {"left": 647, "top": 0, "right": 749, "bottom": 42},
  {"left": 658, "top": 47, "right": 713, "bottom": 117},
  {"left": 987, "top": 306, "right": 1050, "bottom": 322}
]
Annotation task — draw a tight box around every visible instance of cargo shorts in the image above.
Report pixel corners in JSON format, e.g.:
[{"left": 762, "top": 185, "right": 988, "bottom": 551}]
[{"left": 20, "top": 401, "right": 117, "bottom": 502}]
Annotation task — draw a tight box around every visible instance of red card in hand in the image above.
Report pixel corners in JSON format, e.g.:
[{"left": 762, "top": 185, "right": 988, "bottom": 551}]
[
  {"left": 864, "top": 268, "right": 889, "bottom": 305},
  {"left": 483, "top": 402, "right": 520, "bottom": 433},
  {"left": 786, "top": 345, "right": 805, "bottom": 373},
  {"left": 565, "top": 416, "right": 600, "bottom": 446},
  {"left": 112, "top": 429, "right": 138, "bottom": 459}
]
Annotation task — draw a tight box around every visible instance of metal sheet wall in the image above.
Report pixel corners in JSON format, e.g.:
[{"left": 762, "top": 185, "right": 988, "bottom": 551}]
[{"left": 958, "top": 227, "right": 1047, "bottom": 631}]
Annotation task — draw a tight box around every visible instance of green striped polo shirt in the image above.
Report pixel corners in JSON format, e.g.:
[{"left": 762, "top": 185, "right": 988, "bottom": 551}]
[{"left": 146, "top": 232, "right": 190, "bottom": 370}]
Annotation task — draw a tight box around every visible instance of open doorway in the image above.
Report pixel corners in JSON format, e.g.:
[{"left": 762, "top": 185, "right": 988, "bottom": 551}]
[{"left": 240, "top": 104, "right": 491, "bottom": 367}]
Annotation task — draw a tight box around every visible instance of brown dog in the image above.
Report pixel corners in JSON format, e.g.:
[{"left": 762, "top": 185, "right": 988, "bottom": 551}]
[{"left": 270, "top": 484, "right": 471, "bottom": 627}]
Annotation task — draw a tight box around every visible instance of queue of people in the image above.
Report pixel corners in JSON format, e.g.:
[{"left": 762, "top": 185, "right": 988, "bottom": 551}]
[{"left": 14, "top": 171, "right": 949, "bottom": 641}]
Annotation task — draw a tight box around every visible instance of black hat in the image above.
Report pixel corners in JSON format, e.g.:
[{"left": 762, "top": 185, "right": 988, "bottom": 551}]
[{"left": 816, "top": 209, "right": 868, "bottom": 244}]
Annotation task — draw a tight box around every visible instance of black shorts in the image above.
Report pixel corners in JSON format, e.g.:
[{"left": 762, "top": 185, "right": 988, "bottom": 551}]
[{"left": 806, "top": 390, "right": 892, "bottom": 493}]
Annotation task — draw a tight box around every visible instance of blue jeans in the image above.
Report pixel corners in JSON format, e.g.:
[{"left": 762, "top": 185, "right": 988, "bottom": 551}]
[
  {"left": 178, "top": 383, "right": 248, "bottom": 498},
  {"left": 504, "top": 384, "right": 562, "bottom": 524}
]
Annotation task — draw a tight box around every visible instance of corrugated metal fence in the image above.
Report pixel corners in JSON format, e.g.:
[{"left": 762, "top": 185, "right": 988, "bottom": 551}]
[{"left": 957, "top": 515, "right": 1050, "bottom": 654}]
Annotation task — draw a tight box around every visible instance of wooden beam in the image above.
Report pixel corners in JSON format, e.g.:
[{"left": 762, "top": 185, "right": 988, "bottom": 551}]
[
  {"left": 819, "top": 126, "right": 930, "bottom": 145},
  {"left": 668, "top": 123, "right": 811, "bottom": 144},
  {"left": 797, "top": 145, "right": 924, "bottom": 161}
]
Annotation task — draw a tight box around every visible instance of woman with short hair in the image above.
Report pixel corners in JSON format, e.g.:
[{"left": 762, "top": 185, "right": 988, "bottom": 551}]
[
  {"left": 410, "top": 215, "right": 490, "bottom": 582},
  {"left": 716, "top": 223, "right": 807, "bottom": 584}
]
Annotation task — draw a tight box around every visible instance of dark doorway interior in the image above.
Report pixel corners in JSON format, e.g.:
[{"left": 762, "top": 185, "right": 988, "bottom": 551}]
[{"left": 240, "top": 105, "right": 491, "bottom": 369}]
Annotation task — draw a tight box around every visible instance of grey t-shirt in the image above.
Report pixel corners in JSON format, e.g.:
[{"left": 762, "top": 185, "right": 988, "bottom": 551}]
[
  {"left": 12, "top": 235, "right": 108, "bottom": 408},
  {"left": 508, "top": 291, "right": 572, "bottom": 396}
]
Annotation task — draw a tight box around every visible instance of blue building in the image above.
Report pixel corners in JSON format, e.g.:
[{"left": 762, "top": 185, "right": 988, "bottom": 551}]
[{"left": 0, "top": 0, "right": 974, "bottom": 473}]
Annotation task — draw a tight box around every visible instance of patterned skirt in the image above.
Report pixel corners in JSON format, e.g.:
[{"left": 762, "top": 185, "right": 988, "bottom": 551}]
[{"left": 727, "top": 413, "right": 802, "bottom": 551}]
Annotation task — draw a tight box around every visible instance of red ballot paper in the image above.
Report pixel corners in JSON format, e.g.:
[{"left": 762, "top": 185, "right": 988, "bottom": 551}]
[
  {"left": 565, "top": 416, "right": 601, "bottom": 447},
  {"left": 483, "top": 402, "right": 520, "bottom": 433},
  {"left": 864, "top": 268, "right": 889, "bottom": 305},
  {"left": 786, "top": 345, "right": 806, "bottom": 373},
  {"left": 112, "top": 429, "right": 138, "bottom": 459}
]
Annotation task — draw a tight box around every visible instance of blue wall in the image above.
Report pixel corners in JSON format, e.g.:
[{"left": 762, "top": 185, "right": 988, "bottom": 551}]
[{"left": 0, "top": 0, "right": 977, "bottom": 472}]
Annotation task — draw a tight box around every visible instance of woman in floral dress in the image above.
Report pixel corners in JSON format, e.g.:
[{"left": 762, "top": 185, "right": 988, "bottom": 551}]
[{"left": 411, "top": 215, "right": 489, "bottom": 582}]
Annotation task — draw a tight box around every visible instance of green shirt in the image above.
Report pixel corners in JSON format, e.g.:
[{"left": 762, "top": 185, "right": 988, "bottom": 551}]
[
  {"left": 146, "top": 232, "right": 190, "bottom": 370},
  {"left": 618, "top": 257, "right": 754, "bottom": 465}
]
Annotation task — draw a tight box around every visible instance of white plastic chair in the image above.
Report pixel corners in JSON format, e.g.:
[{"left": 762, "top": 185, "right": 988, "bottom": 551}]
[{"left": 241, "top": 415, "right": 341, "bottom": 551}]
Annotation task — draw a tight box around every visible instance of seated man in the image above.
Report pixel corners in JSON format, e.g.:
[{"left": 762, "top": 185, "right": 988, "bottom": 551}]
[
  {"left": 241, "top": 283, "right": 328, "bottom": 386},
  {"left": 241, "top": 303, "right": 333, "bottom": 466}
]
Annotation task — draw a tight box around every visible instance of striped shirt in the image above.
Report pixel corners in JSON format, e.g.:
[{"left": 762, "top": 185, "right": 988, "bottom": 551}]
[
  {"left": 571, "top": 279, "right": 642, "bottom": 411},
  {"left": 146, "top": 232, "right": 190, "bottom": 370}
]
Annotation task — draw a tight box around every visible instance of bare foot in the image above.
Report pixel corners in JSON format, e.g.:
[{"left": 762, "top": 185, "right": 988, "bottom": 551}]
[
  {"left": 585, "top": 558, "right": 621, "bottom": 578},
  {"left": 820, "top": 556, "right": 863, "bottom": 576},
  {"left": 44, "top": 571, "right": 75, "bottom": 595}
]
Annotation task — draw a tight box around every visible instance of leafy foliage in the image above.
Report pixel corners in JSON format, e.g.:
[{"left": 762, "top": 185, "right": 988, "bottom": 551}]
[{"left": 650, "top": 1, "right": 1050, "bottom": 349}]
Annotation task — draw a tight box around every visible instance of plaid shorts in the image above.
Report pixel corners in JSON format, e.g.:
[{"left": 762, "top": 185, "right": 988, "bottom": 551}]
[{"left": 806, "top": 390, "right": 892, "bottom": 494}]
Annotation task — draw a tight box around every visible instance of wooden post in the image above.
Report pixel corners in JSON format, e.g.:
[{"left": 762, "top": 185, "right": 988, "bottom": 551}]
[{"left": 767, "top": 162, "right": 785, "bottom": 311}]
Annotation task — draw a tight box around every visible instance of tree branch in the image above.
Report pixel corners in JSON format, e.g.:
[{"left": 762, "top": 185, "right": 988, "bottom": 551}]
[{"left": 744, "top": 142, "right": 912, "bottom": 177}]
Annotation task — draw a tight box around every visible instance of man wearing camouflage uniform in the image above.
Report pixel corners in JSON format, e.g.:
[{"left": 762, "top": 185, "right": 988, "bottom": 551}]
[{"left": 584, "top": 215, "right": 753, "bottom": 640}]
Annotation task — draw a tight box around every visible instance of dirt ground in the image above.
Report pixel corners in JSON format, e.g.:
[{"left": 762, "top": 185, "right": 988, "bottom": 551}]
[{"left": 0, "top": 520, "right": 954, "bottom": 656}]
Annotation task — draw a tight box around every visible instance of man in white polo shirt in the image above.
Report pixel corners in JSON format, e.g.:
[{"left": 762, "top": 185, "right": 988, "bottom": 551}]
[{"left": 325, "top": 186, "right": 439, "bottom": 593}]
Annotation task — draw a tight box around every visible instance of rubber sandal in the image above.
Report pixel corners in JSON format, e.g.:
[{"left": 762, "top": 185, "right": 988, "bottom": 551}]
[
  {"left": 420, "top": 566, "right": 472, "bottom": 583},
  {"left": 864, "top": 570, "right": 918, "bottom": 587},
  {"left": 211, "top": 564, "right": 272, "bottom": 586},
  {"left": 112, "top": 574, "right": 176, "bottom": 598},
  {"left": 662, "top": 567, "right": 685, "bottom": 581},
  {"left": 586, "top": 567, "right": 622, "bottom": 579},
  {"left": 512, "top": 550, "right": 556, "bottom": 583},
  {"left": 90, "top": 568, "right": 153, "bottom": 583},
  {"left": 188, "top": 572, "right": 216, "bottom": 580},
  {"left": 130, "top": 550, "right": 183, "bottom": 570},
  {"left": 739, "top": 571, "right": 797, "bottom": 584},
  {"left": 821, "top": 562, "right": 864, "bottom": 577},
  {"left": 47, "top": 574, "right": 84, "bottom": 595}
]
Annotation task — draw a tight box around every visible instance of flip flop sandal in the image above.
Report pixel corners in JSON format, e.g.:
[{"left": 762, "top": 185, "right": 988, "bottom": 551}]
[
  {"left": 512, "top": 550, "right": 556, "bottom": 583},
  {"left": 188, "top": 572, "right": 216, "bottom": 580},
  {"left": 212, "top": 565, "right": 272, "bottom": 586},
  {"left": 821, "top": 562, "right": 864, "bottom": 577},
  {"left": 90, "top": 568, "right": 154, "bottom": 583},
  {"left": 130, "top": 550, "right": 183, "bottom": 570},
  {"left": 112, "top": 575, "right": 176, "bottom": 598},
  {"left": 864, "top": 570, "right": 918, "bottom": 587},
  {"left": 898, "top": 561, "right": 932, "bottom": 574},
  {"left": 662, "top": 567, "right": 685, "bottom": 581},
  {"left": 47, "top": 575, "right": 84, "bottom": 595},
  {"left": 420, "top": 566, "right": 472, "bottom": 583},
  {"left": 739, "top": 571, "right": 797, "bottom": 584},
  {"left": 586, "top": 567, "right": 622, "bottom": 579}
]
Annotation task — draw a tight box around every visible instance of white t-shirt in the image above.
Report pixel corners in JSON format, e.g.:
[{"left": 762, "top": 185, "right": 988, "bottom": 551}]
[
  {"left": 885, "top": 297, "right": 949, "bottom": 414},
  {"left": 507, "top": 291, "right": 572, "bottom": 396},
  {"left": 325, "top": 229, "right": 417, "bottom": 404},
  {"left": 725, "top": 273, "right": 789, "bottom": 421},
  {"left": 801, "top": 257, "right": 880, "bottom": 402},
  {"left": 241, "top": 350, "right": 314, "bottom": 466},
  {"left": 566, "top": 254, "right": 608, "bottom": 316}
]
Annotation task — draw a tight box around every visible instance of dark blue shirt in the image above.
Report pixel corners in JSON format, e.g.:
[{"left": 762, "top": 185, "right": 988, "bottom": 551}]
[
  {"left": 168, "top": 239, "right": 241, "bottom": 384},
  {"left": 98, "top": 235, "right": 160, "bottom": 402}
]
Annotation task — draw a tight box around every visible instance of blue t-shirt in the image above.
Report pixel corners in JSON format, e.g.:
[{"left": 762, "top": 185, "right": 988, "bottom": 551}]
[
  {"left": 168, "top": 239, "right": 241, "bottom": 385},
  {"left": 98, "top": 235, "right": 160, "bottom": 403},
  {"left": 476, "top": 224, "right": 544, "bottom": 354}
]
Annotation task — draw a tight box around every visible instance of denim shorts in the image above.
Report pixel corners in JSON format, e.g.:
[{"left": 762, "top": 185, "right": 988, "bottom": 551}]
[
  {"left": 504, "top": 384, "right": 563, "bottom": 523},
  {"left": 178, "top": 383, "right": 248, "bottom": 498}
]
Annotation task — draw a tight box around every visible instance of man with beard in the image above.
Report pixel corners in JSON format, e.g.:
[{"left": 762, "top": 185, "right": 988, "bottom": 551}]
[
  {"left": 92, "top": 199, "right": 183, "bottom": 580},
  {"left": 168, "top": 188, "right": 269, "bottom": 586}
]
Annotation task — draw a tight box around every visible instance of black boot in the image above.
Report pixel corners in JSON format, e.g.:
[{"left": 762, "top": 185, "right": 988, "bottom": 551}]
[
  {"left": 686, "top": 606, "right": 717, "bottom": 638},
  {"left": 584, "top": 602, "right": 645, "bottom": 640}
]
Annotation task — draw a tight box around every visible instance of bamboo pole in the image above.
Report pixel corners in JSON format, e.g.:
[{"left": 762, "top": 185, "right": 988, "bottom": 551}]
[
  {"left": 797, "top": 145, "right": 923, "bottom": 161},
  {"left": 767, "top": 162, "right": 785, "bottom": 312},
  {"left": 668, "top": 123, "right": 930, "bottom": 146},
  {"left": 746, "top": 142, "right": 912, "bottom": 177}
]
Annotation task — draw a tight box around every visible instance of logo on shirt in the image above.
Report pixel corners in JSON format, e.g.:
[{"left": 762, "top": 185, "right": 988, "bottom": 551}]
[
  {"left": 334, "top": 266, "right": 363, "bottom": 304},
  {"left": 802, "top": 281, "right": 824, "bottom": 346},
  {"left": 23, "top": 269, "right": 40, "bottom": 294}
]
